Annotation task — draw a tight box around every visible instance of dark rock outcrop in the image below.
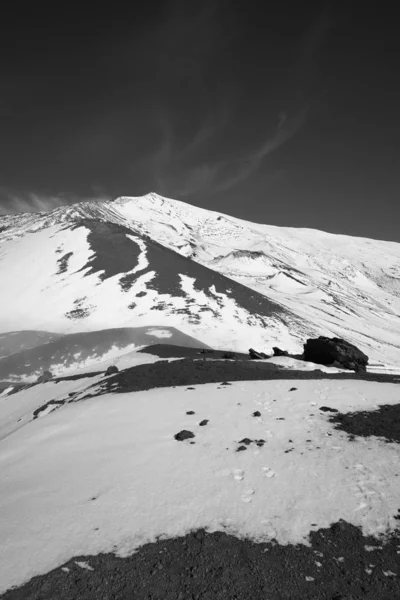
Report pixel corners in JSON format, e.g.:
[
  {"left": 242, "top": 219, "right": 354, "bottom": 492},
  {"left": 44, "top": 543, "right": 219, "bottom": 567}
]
[
  {"left": 174, "top": 430, "right": 195, "bottom": 441},
  {"left": 249, "top": 348, "right": 268, "bottom": 360},
  {"left": 272, "top": 346, "right": 288, "bottom": 357},
  {"left": 303, "top": 337, "right": 369, "bottom": 372},
  {"left": 105, "top": 365, "right": 119, "bottom": 376}
]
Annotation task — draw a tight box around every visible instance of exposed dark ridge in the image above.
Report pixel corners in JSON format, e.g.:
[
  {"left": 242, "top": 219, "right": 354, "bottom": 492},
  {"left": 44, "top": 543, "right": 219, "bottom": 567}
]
[
  {"left": 71, "top": 219, "right": 143, "bottom": 280},
  {"left": 56, "top": 252, "right": 73, "bottom": 275},
  {"left": 0, "top": 327, "right": 210, "bottom": 381},
  {"left": 2, "top": 521, "right": 399, "bottom": 599},
  {"left": 83, "top": 358, "right": 400, "bottom": 409},
  {"left": 53, "top": 371, "right": 103, "bottom": 382},
  {"left": 138, "top": 344, "right": 249, "bottom": 360},
  {"left": 329, "top": 403, "right": 400, "bottom": 444},
  {"left": 69, "top": 218, "right": 290, "bottom": 321}
]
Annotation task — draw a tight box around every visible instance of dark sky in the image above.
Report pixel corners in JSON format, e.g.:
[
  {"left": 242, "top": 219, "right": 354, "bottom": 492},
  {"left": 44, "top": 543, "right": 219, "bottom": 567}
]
[{"left": 1, "top": 1, "right": 399, "bottom": 242}]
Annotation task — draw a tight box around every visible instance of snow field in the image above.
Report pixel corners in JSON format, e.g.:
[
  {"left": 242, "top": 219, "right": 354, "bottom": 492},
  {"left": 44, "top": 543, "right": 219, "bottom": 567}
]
[{"left": 0, "top": 378, "right": 399, "bottom": 592}]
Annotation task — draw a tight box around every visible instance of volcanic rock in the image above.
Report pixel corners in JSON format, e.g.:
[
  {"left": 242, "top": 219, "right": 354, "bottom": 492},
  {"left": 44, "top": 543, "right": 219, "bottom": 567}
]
[
  {"left": 174, "top": 430, "right": 195, "bottom": 441},
  {"left": 272, "top": 346, "right": 289, "bottom": 357},
  {"left": 105, "top": 365, "right": 119, "bottom": 376},
  {"left": 249, "top": 348, "right": 268, "bottom": 360},
  {"left": 303, "top": 336, "right": 369, "bottom": 372}
]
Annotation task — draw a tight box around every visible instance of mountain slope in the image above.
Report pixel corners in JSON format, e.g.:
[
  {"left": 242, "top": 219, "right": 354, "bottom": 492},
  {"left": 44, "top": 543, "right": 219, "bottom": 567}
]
[
  {"left": 0, "top": 214, "right": 304, "bottom": 360},
  {"left": 0, "top": 326, "right": 212, "bottom": 382},
  {"left": 1, "top": 192, "right": 400, "bottom": 368}
]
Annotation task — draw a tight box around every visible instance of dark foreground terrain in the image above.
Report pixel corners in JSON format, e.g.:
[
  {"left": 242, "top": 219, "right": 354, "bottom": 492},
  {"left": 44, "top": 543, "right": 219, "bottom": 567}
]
[
  {"left": 2, "top": 345, "right": 399, "bottom": 599},
  {"left": 2, "top": 522, "right": 399, "bottom": 600}
]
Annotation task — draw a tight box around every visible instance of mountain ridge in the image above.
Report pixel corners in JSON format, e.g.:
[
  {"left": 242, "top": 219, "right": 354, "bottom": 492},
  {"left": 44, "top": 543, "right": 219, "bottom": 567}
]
[{"left": 1, "top": 192, "right": 400, "bottom": 371}]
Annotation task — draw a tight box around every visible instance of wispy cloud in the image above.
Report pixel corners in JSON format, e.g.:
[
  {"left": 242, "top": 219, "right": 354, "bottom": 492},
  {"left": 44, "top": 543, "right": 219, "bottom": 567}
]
[
  {"left": 0, "top": 189, "right": 110, "bottom": 216},
  {"left": 141, "top": 1, "right": 330, "bottom": 199},
  {"left": 151, "top": 103, "right": 309, "bottom": 197}
]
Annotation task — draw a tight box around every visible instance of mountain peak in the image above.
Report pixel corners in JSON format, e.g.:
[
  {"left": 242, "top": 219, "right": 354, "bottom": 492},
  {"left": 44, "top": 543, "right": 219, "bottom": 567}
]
[{"left": 1, "top": 192, "right": 400, "bottom": 369}]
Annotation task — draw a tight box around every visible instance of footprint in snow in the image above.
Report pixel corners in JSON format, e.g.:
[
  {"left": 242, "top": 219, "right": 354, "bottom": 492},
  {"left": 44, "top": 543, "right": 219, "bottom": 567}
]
[
  {"left": 232, "top": 469, "right": 244, "bottom": 481},
  {"left": 262, "top": 467, "right": 276, "bottom": 478},
  {"left": 241, "top": 489, "right": 255, "bottom": 503}
]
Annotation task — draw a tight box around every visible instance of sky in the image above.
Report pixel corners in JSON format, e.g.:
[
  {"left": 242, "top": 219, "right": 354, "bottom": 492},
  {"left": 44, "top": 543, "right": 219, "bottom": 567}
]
[{"left": 0, "top": 1, "right": 399, "bottom": 242}]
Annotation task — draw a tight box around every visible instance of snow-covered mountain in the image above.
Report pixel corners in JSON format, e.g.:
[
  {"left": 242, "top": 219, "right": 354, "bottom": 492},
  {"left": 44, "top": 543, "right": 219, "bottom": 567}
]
[{"left": 1, "top": 192, "right": 400, "bottom": 372}]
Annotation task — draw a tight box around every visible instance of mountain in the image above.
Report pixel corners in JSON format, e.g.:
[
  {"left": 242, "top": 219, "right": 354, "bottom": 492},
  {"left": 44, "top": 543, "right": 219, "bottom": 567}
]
[
  {"left": 1, "top": 194, "right": 400, "bottom": 598},
  {"left": 1, "top": 192, "right": 400, "bottom": 374},
  {"left": 0, "top": 327, "right": 212, "bottom": 382}
]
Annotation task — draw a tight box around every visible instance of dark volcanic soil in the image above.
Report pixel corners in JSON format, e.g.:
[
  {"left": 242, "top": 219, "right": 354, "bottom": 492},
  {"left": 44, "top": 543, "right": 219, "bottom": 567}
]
[{"left": 2, "top": 522, "right": 399, "bottom": 600}]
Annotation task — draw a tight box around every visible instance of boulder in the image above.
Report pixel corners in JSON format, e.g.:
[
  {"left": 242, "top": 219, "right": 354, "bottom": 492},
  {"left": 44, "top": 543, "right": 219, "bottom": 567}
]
[
  {"left": 249, "top": 348, "right": 268, "bottom": 360},
  {"left": 272, "top": 346, "right": 289, "bottom": 357},
  {"left": 303, "top": 336, "right": 368, "bottom": 372},
  {"left": 105, "top": 365, "right": 119, "bottom": 376}
]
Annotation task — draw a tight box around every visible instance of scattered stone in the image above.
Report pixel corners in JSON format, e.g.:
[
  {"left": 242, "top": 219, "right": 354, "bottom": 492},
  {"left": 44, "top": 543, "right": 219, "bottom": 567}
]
[
  {"left": 253, "top": 411, "right": 261, "bottom": 417},
  {"left": 174, "top": 430, "right": 195, "bottom": 441},
  {"left": 249, "top": 348, "right": 268, "bottom": 360},
  {"left": 236, "top": 445, "right": 247, "bottom": 452},
  {"left": 319, "top": 406, "right": 339, "bottom": 413},
  {"left": 289, "top": 387, "right": 297, "bottom": 391},
  {"left": 199, "top": 419, "right": 209, "bottom": 426},
  {"left": 186, "top": 411, "right": 195, "bottom": 415},
  {"left": 273, "top": 346, "right": 289, "bottom": 357},
  {"left": 220, "top": 381, "right": 232, "bottom": 385},
  {"left": 303, "top": 336, "right": 369, "bottom": 372},
  {"left": 186, "top": 387, "right": 195, "bottom": 390},
  {"left": 239, "top": 438, "right": 252, "bottom": 445}
]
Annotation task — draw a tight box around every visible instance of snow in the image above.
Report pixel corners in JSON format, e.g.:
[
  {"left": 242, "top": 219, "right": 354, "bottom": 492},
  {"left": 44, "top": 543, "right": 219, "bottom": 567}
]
[
  {"left": 263, "top": 356, "right": 349, "bottom": 373},
  {"left": 0, "top": 375, "right": 106, "bottom": 442},
  {"left": 2, "top": 192, "right": 400, "bottom": 369},
  {"left": 145, "top": 328, "right": 173, "bottom": 339},
  {"left": 0, "top": 377, "right": 399, "bottom": 592}
]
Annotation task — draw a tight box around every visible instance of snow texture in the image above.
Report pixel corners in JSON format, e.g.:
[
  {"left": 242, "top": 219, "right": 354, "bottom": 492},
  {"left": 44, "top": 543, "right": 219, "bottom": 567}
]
[{"left": 0, "top": 377, "right": 399, "bottom": 592}]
